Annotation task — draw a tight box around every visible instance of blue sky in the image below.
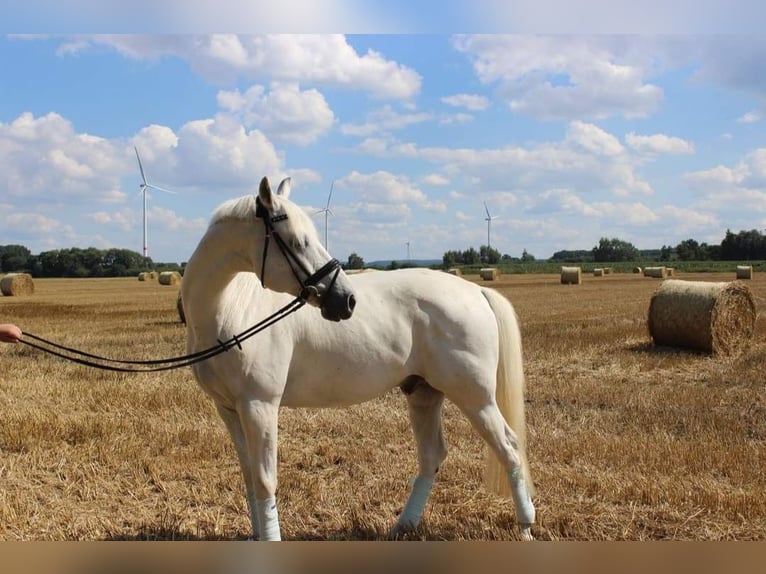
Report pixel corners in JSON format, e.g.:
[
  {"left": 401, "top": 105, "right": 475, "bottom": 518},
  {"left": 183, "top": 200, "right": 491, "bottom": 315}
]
[{"left": 1, "top": 33, "right": 766, "bottom": 264}]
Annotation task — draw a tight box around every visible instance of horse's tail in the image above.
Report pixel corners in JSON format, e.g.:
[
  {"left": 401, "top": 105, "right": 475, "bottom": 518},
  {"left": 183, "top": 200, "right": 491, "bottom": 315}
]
[{"left": 481, "top": 287, "right": 535, "bottom": 498}]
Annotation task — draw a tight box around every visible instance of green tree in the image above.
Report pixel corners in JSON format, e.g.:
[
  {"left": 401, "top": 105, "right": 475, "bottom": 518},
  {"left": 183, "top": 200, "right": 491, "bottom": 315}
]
[
  {"left": 675, "top": 239, "right": 701, "bottom": 261},
  {"left": 0, "top": 244, "right": 31, "bottom": 272},
  {"left": 592, "top": 237, "right": 640, "bottom": 262},
  {"left": 462, "top": 247, "right": 480, "bottom": 264},
  {"left": 520, "top": 249, "right": 535, "bottom": 262},
  {"left": 346, "top": 252, "right": 364, "bottom": 269},
  {"left": 479, "top": 245, "right": 501, "bottom": 264}
]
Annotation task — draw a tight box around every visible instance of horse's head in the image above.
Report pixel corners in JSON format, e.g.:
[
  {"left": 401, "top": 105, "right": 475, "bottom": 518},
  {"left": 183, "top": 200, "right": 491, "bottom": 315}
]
[{"left": 255, "top": 176, "right": 356, "bottom": 322}]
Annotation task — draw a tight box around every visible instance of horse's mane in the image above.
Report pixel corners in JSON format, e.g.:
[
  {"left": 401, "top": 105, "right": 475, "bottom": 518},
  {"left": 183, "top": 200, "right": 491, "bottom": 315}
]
[
  {"left": 207, "top": 192, "right": 319, "bottom": 245},
  {"left": 209, "top": 195, "right": 258, "bottom": 225}
]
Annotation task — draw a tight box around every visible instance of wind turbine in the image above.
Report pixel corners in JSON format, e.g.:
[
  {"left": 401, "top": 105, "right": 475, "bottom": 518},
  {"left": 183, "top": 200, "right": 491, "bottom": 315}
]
[
  {"left": 315, "top": 180, "right": 334, "bottom": 250},
  {"left": 134, "top": 146, "right": 176, "bottom": 259},
  {"left": 483, "top": 201, "right": 497, "bottom": 250},
  {"left": 405, "top": 240, "right": 411, "bottom": 261}
]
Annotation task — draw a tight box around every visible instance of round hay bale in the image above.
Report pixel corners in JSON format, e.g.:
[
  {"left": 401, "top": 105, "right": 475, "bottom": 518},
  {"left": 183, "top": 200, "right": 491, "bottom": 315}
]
[
  {"left": 158, "top": 271, "right": 182, "bottom": 286},
  {"left": 560, "top": 266, "right": 582, "bottom": 285},
  {"left": 177, "top": 291, "right": 186, "bottom": 324},
  {"left": 447, "top": 268, "right": 462, "bottom": 277},
  {"left": 0, "top": 273, "right": 34, "bottom": 296},
  {"left": 138, "top": 272, "right": 150, "bottom": 281},
  {"left": 480, "top": 268, "right": 498, "bottom": 280},
  {"left": 666, "top": 267, "right": 675, "bottom": 277},
  {"left": 736, "top": 265, "right": 753, "bottom": 280},
  {"left": 644, "top": 266, "right": 667, "bottom": 278},
  {"left": 593, "top": 268, "right": 604, "bottom": 277},
  {"left": 149, "top": 271, "right": 158, "bottom": 279},
  {"left": 603, "top": 267, "right": 613, "bottom": 275},
  {"left": 647, "top": 279, "right": 756, "bottom": 356},
  {"left": 633, "top": 266, "right": 642, "bottom": 274}
]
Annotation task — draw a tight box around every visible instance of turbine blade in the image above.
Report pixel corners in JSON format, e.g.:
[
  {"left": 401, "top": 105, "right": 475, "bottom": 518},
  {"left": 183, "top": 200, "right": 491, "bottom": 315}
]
[
  {"left": 135, "top": 147, "right": 148, "bottom": 185},
  {"left": 484, "top": 201, "right": 491, "bottom": 219},
  {"left": 326, "top": 181, "right": 335, "bottom": 209},
  {"left": 146, "top": 184, "right": 177, "bottom": 194}
]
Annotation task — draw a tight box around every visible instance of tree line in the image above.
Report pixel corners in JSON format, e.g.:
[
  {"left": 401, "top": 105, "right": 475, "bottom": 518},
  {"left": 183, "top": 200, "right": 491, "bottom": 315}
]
[
  {"left": 0, "top": 245, "right": 183, "bottom": 277},
  {"left": 551, "top": 229, "right": 766, "bottom": 263},
  {"left": 442, "top": 245, "right": 536, "bottom": 266},
  {"left": 3, "top": 228, "right": 764, "bottom": 278}
]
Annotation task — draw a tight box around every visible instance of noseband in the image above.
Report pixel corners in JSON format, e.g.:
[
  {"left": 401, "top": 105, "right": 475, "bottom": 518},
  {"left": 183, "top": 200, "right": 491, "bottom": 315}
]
[{"left": 255, "top": 197, "right": 342, "bottom": 303}]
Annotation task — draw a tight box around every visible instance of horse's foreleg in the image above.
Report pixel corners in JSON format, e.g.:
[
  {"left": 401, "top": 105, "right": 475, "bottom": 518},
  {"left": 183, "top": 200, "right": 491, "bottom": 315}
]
[
  {"left": 239, "top": 398, "right": 282, "bottom": 541},
  {"left": 392, "top": 379, "right": 448, "bottom": 535},
  {"left": 215, "top": 404, "right": 260, "bottom": 539}
]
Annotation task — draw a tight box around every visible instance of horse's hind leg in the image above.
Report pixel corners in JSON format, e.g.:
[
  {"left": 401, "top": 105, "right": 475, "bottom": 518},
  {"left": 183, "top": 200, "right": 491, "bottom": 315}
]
[
  {"left": 215, "top": 403, "right": 260, "bottom": 539},
  {"left": 458, "top": 398, "right": 535, "bottom": 540},
  {"left": 392, "top": 377, "right": 448, "bottom": 535}
]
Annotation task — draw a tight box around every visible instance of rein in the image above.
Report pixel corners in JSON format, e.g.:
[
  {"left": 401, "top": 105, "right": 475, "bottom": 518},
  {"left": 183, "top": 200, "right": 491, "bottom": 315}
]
[
  {"left": 18, "top": 196, "right": 344, "bottom": 373},
  {"left": 20, "top": 295, "right": 307, "bottom": 373}
]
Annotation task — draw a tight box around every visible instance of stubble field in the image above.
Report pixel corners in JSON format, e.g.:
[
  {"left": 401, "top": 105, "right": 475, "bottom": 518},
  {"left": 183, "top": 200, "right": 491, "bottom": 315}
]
[{"left": 0, "top": 271, "right": 764, "bottom": 541}]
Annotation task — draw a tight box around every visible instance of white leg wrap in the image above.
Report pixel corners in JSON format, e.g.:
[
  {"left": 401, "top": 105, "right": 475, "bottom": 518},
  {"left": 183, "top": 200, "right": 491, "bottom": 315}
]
[
  {"left": 508, "top": 467, "right": 535, "bottom": 525},
  {"left": 397, "top": 476, "right": 434, "bottom": 529},
  {"left": 255, "top": 497, "right": 281, "bottom": 541}
]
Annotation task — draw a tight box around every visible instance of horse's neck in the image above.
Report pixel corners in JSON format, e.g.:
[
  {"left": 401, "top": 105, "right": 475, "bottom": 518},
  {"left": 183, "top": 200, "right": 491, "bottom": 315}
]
[{"left": 183, "top": 220, "right": 263, "bottom": 321}]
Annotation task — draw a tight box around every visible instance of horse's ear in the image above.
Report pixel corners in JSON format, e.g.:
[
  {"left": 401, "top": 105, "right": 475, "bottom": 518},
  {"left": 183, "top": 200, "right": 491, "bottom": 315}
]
[
  {"left": 258, "top": 176, "right": 274, "bottom": 209},
  {"left": 276, "top": 177, "right": 292, "bottom": 199}
]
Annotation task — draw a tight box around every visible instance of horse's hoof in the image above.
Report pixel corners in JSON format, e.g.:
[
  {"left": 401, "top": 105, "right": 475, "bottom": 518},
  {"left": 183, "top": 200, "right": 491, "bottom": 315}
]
[
  {"left": 520, "top": 525, "right": 535, "bottom": 541},
  {"left": 388, "top": 521, "right": 415, "bottom": 539}
]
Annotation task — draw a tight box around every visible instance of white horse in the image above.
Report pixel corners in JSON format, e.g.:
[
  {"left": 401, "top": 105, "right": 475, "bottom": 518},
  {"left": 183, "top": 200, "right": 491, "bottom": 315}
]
[{"left": 181, "top": 176, "right": 536, "bottom": 540}]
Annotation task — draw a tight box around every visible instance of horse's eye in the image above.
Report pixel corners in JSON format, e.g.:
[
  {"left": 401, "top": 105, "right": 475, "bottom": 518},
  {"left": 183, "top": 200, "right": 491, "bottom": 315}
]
[{"left": 292, "top": 236, "right": 308, "bottom": 251}]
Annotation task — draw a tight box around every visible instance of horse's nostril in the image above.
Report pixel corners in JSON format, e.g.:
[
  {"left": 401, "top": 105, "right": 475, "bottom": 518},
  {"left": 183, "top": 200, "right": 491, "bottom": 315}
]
[{"left": 347, "top": 294, "right": 356, "bottom": 312}]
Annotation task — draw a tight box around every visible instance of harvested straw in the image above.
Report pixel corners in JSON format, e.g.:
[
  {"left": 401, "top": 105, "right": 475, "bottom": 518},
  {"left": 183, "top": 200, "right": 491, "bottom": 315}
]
[
  {"left": 137, "top": 272, "right": 154, "bottom": 281},
  {"left": 593, "top": 268, "right": 604, "bottom": 277},
  {"left": 0, "top": 273, "right": 34, "bottom": 296},
  {"left": 633, "top": 266, "right": 642, "bottom": 274},
  {"left": 648, "top": 279, "right": 756, "bottom": 356},
  {"left": 644, "top": 266, "right": 667, "bottom": 278},
  {"left": 736, "top": 265, "right": 753, "bottom": 280},
  {"left": 158, "top": 271, "right": 182, "bottom": 286},
  {"left": 560, "top": 266, "right": 582, "bottom": 285},
  {"left": 480, "top": 268, "right": 498, "bottom": 280},
  {"left": 177, "top": 292, "right": 186, "bottom": 324},
  {"left": 447, "top": 268, "right": 462, "bottom": 277}
]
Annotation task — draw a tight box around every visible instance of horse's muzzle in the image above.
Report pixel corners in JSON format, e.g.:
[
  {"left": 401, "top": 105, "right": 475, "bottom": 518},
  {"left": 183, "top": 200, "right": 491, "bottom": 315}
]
[{"left": 321, "top": 293, "right": 356, "bottom": 322}]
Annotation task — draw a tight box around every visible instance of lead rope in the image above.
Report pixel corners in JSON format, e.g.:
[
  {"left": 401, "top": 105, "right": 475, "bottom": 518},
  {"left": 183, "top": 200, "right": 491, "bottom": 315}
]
[{"left": 19, "top": 295, "right": 307, "bottom": 373}]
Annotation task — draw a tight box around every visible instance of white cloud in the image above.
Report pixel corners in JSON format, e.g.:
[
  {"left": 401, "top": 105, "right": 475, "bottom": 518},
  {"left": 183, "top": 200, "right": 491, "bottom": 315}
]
[
  {"left": 439, "top": 112, "right": 475, "bottom": 125},
  {"left": 567, "top": 120, "right": 625, "bottom": 156},
  {"left": 44, "top": 34, "right": 422, "bottom": 99},
  {"left": 172, "top": 114, "right": 283, "bottom": 188},
  {"left": 84, "top": 209, "right": 136, "bottom": 231},
  {"left": 422, "top": 173, "right": 450, "bottom": 186},
  {"left": 441, "top": 93, "right": 490, "bottom": 111},
  {"left": 338, "top": 171, "right": 427, "bottom": 204},
  {"left": 387, "top": 120, "right": 653, "bottom": 198},
  {"left": 340, "top": 105, "right": 431, "bottom": 137},
  {"left": 737, "top": 111, "right": 761, "bottom": 124},
  {"left": 452, "top": 35, "right": 663, "bottom": 120},
  {"left": 0, "top": 112, "right": 125, "bottom": 201},
  {"left": 625, "top": 132, "right": 695, "bottom": 155},
  {"left": 685, "top": 148, "right": 766, "bottom": 190},
  {"left": 657, "top": 205, "right": 717, "bottom": 228},
  {"left": 217, "top": 82, "right": 335, "bottom": 145}
]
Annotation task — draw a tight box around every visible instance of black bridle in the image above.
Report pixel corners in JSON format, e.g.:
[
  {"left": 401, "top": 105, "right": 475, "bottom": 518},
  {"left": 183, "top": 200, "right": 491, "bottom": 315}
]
[
  {"left": 18, "top": 197, "right": 344, "bottom": 373},
  {"left": 255, "top": 196, "right": 342, "bottom": 304}
]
